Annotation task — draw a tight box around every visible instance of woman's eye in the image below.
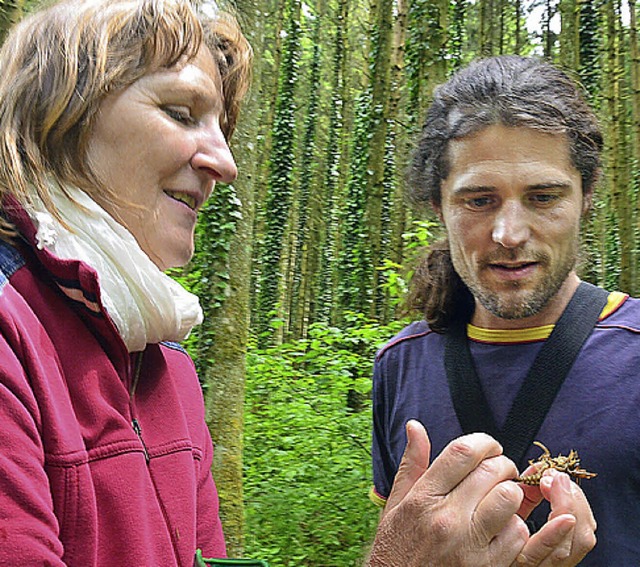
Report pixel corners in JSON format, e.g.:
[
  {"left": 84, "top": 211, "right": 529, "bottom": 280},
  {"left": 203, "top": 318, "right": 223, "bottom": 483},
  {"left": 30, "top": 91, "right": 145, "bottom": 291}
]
[{"left": 163, "top": 106, "right": 195, "bottom": 125}]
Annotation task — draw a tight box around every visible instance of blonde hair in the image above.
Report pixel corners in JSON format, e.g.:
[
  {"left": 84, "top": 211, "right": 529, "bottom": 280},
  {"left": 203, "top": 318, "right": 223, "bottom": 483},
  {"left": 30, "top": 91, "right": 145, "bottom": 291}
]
[{"left": 0, "top": 0, "right": 252, "bottom": 241}]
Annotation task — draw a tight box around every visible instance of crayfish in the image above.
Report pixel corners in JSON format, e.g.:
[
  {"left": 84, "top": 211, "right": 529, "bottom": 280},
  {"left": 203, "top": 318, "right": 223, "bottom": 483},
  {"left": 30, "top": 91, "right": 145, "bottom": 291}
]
[{"left": 515, "top": 441, "right": 597, "bottom": 486}]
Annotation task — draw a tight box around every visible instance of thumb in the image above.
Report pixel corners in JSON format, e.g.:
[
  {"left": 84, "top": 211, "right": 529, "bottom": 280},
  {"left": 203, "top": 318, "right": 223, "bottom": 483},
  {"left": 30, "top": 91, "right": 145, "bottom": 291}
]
[{"left": 383, "top": 420, "right": 431, "bottom": 516}]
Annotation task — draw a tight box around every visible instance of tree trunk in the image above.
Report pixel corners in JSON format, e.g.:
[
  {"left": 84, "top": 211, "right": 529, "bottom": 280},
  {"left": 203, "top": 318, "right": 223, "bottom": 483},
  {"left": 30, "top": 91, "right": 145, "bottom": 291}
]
[
  {"left": 200, "top": 0, "right": 265, "bottom": 554},
  {"left": 384, "top": 0, "right": 409, "bottom": 320},
  {"left": 315, "top": 0, "right": 349, "bottom": 325},
  {"left": 559, "top": 0, "right": 579, "bottom": 69},
  {"left": 629, "top": 0, "right": 640, "bottom": 290},
  {"left": 365, "top": 0, "right": 394, "bottom": 318},
  {"left": 255, "top": 0, "right": 301, "bottom": 342},
  {"left": 288, "top": 14, "right": 322, "bottom": 339},
  {"left": 515, "top": 0, "right": 523, "bottom": 53},
  {"left": 480, "top": 0, "right": 495, "bottom": 56},
  {"left": 602, "top": 0, "right": 633, "bottom": 291}
]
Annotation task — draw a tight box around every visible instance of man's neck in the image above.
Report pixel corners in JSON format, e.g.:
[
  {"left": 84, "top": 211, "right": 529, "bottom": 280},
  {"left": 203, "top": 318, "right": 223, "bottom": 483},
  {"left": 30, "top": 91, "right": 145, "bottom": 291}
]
[{"left": 470, "top": 273, "right": 581, "bottom": 330}]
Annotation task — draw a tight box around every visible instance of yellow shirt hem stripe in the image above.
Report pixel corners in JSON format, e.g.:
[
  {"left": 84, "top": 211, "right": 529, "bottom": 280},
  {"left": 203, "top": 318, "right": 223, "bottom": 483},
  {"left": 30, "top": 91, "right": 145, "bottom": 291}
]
[
  {"left": 467, "top": 291, "right": 627, "bottom": 344},
  {"left": 369, "top": 486, "right": 387, "bottom": 508}
]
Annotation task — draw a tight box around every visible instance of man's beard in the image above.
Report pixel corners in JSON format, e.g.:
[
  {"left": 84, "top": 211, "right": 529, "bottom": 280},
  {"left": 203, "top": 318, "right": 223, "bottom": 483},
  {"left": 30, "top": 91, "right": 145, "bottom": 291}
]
[{"left": 454, "top": 246, "right": 578, "bottom": 321}]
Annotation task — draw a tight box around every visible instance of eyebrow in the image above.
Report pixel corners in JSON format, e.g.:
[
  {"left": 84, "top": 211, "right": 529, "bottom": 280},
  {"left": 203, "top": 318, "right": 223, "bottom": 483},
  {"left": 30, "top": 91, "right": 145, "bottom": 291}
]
[
  {"left": 451, "top": 185, "right": 495, "bottom": 196},
  {"left": 152, "top": 74, "right": 222, "bottom": 108},
  {"left": 166, "top": 84, "right": 219, "bottom": 107},
  {"left": 451, "top": 181, "right": 573, "bottom": 196},
  {"left": 526, "top": 181, "right": 573, "bottom": 191}
]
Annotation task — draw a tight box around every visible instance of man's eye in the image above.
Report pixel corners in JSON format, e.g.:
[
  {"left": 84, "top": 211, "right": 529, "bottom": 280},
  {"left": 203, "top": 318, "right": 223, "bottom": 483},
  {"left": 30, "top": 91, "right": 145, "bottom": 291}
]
[
  {"left": 530, "top": 193, "right": 559, "bottom": 205},
  {"left": 465, "top": 196, "right": 493, "bottom": 209},
  {"left": 163, "top": 106, "right": 195, "bottom": 125}
]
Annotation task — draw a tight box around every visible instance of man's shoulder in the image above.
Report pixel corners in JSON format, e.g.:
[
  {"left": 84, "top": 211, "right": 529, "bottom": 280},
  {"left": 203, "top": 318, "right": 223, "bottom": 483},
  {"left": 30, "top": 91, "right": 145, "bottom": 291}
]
[
  {"left": 375, "top": 320, "right": 438, "bottom": 362},
  {"left": 599, "top": 291, "right": 640, "bottom": 332}
]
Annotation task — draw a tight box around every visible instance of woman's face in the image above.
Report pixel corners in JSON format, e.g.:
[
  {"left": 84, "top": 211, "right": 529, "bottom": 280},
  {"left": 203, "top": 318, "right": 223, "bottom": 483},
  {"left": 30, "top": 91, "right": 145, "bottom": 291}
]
[{"left": 85, "top": 45, "right": 238, "bottom": 270}]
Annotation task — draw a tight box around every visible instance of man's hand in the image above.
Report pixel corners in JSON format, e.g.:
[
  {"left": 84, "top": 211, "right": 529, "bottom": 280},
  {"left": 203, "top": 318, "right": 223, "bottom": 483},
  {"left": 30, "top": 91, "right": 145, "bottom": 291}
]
[
  {"left": 366, "top": 421, "right": 596, "bottom": 567},
  {"left": 367, "top": 421, "right": 529, "bottom": 567},
  {"left": 513, "top": 470, "right": 597, "bottom": 566}
]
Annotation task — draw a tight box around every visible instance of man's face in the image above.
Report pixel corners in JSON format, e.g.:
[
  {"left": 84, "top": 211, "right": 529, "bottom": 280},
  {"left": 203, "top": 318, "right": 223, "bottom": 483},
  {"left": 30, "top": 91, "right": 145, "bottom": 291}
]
[{"left": 438, "top": 124, "right": 586, "bottom": 328}]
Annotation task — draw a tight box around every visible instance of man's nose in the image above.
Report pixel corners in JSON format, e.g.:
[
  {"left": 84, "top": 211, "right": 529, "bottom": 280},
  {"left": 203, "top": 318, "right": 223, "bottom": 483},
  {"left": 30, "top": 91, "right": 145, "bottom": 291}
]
[
  {"left": 492, "top": 201, "right": 531, "bottom": 248},
  {"left": 191, "top": 124, "right": 238, "bottom": 184}
]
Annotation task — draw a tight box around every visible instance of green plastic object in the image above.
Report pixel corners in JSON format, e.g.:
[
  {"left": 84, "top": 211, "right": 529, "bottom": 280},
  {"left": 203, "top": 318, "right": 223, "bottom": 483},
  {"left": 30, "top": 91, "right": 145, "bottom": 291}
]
[{"left": 194, "top": 549, "right": 269, "bottom": 567}]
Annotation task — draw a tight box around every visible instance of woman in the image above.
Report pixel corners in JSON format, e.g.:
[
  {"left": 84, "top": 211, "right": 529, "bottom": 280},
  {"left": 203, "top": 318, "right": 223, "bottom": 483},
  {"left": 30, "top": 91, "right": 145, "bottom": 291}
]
[{"left": 0, "top": 0, "right": 250, "bottom": 564}]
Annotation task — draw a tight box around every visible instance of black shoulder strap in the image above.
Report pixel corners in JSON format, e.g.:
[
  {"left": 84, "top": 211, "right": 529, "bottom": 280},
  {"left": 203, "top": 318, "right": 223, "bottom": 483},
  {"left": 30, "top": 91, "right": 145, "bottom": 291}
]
[
  {"left": 444, "top": 317, "right": 500, "bottom": 440},
  {"left": 445, "top": 282, "right": 609, "bottom": 468}
]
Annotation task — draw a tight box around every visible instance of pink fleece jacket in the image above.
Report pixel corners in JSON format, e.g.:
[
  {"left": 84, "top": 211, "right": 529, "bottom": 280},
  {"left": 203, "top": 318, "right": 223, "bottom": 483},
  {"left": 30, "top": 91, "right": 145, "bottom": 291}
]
[{"left": 0, "top": 199, "right": 226, "bottom": 565}]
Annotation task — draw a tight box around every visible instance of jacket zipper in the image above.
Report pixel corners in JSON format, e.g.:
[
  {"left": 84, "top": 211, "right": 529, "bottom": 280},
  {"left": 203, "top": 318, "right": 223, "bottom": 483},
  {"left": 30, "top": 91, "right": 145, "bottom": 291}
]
[
  {"left": 129, "top": 350, "right": 180, "bottom": 565},
  {"left": 130, "top": 352, "right": 150, "bottom": 463},
  {"left": 132, "top": 417, "right": 150, "bottom": 463}
]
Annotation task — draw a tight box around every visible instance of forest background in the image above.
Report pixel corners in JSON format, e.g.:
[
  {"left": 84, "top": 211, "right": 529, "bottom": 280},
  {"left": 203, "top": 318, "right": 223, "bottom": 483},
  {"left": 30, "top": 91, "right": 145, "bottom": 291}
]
[{"left": 1, "top": 0, "right": 639, "bottom": 565}]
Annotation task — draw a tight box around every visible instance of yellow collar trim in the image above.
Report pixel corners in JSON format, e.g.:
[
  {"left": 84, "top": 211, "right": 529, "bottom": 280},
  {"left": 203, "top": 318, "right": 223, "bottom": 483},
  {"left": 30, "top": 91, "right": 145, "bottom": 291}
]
[{"left": 467, "top": 291, "right": 627, "bottom": 344}]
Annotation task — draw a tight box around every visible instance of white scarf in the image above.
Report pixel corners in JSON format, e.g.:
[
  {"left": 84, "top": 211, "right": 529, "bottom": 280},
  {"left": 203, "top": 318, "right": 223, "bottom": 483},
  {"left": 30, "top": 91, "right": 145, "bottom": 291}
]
[{"left": 29, "top": 185, "right": 203, "bottom": 352}]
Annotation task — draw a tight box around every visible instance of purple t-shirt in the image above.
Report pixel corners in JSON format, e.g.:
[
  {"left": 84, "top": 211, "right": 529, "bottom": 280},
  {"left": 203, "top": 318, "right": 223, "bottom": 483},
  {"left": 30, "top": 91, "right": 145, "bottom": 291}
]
[{"left": 372, "top": 291, "right": 640, "bottom": 565}]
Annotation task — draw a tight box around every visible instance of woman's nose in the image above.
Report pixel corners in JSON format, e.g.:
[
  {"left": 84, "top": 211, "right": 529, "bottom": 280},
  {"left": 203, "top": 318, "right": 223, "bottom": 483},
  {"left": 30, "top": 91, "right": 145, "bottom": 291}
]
[
  {"left": 191, "top": 125, "right": 238, "bottom": 184},
  {"left": 492, "top": 201, "right": 531, "bottom": 248}
]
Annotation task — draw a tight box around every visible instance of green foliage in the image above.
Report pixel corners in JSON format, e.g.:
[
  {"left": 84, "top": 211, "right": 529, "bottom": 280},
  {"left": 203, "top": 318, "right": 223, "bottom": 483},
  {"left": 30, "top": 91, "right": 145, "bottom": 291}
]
[
  {"left": 450, "top": 0, "right": 467, "bottom": 69},
  {"left": 378, "top": 219, "right": 437, "bottom": 308},
  {"left": 243, "top": 315, "right": 406, "bottom": 566},
  {"left": 377, "top": 259, "right": 407, "bottom": 308}
]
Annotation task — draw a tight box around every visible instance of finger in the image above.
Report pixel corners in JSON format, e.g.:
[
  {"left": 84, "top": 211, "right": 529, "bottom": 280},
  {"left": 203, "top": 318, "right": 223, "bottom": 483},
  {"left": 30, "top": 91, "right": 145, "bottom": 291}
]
[
  {"left": 540, "top": 472, "right": 591, "bottom": 522},
  {"left": 540, "top": 472, "right": 597, "bottom": 560},
  {"left": 461, "top": 453, "right": 520, "bottom": 506},
  {"left": 473, "top": 478, "right": 524, "bottom": 542},
  {"left": 424, "top": 432, "right": 504, "bottom": 496},
  {"left": 489, "top": 514, "right": 530, "bottom": 565},
  {"left": 517, "top": 483, "right": 544, "bottom": 521},
  {"left": 515, "top": 464, "right": 547, "bottom": 520},
  {"left": 383, "top": 420, "right": 431, "bottom": 515},
  {"left": 514, "top": 514, "right": 576, "bottom": 566}
]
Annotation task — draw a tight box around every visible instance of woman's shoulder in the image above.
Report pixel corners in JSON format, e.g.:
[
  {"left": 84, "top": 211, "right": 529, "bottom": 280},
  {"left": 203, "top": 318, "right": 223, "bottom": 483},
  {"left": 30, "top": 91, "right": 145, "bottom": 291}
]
[{"left": 0, "top": 238, "right": 26, "bottom": 291}]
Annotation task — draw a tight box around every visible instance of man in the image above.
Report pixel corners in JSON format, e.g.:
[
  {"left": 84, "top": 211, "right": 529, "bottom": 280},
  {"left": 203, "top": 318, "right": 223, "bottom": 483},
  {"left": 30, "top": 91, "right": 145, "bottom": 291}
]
[{"left": 369, "top": 56, "right": 639, "bottom": 565}]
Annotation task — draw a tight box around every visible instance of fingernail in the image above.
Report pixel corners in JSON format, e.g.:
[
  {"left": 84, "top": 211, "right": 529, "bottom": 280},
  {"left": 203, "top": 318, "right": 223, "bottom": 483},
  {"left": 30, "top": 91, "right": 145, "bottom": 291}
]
[
  {"left": 405, "top": 421, "right": 413, "bottom": 443},
  {"left": 516, "top": 553, "right": 527, "bottom": 565}
]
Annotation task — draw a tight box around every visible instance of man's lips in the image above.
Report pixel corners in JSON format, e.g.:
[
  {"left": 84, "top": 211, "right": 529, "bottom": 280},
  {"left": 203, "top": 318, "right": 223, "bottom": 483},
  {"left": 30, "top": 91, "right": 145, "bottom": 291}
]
[
  {"left": 487, "top": 261, "right": 539, "bottom": 279},
  {"left": 491, "top": 261, "right": 538, "bottom": 270}
]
